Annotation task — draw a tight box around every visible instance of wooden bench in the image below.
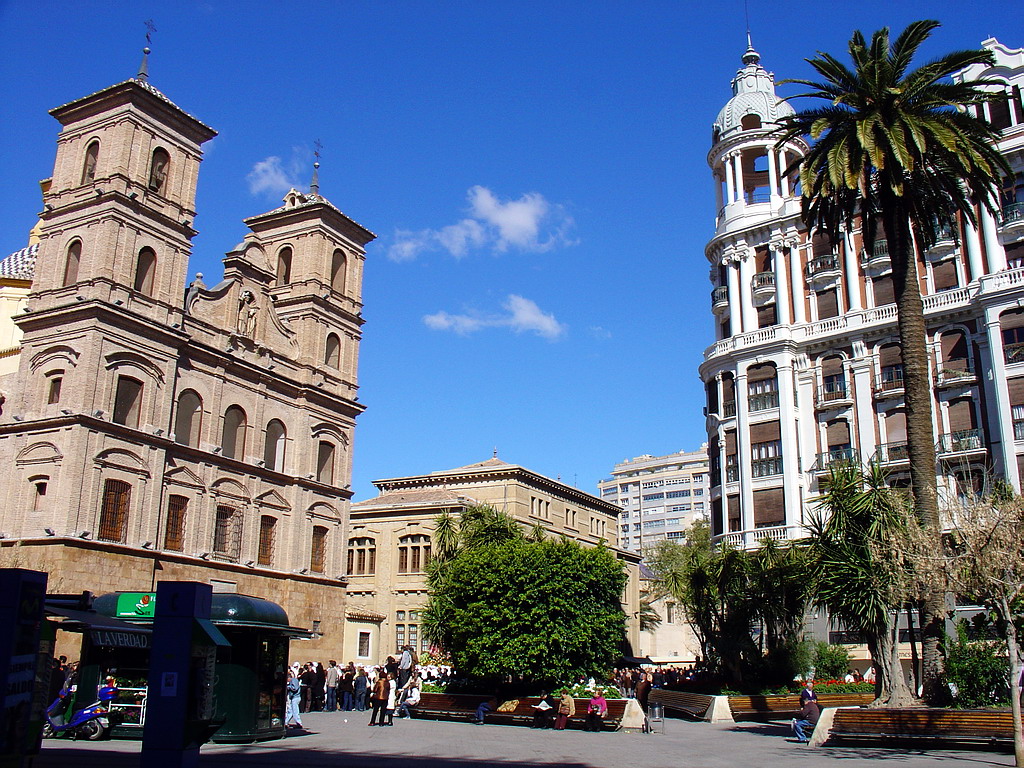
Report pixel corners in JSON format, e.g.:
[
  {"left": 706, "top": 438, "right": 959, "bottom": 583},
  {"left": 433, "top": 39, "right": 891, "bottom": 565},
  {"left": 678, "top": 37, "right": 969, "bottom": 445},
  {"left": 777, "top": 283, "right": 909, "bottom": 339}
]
[
  {"left": 649, "top": 689, "right": 715, "bottom": 719},
  {"left": 819, "top": 707, "right": 1013, "bottom": 748},
  {"left": 413, "top": 692, "right": 628, "bottom": 730},
  {"left": 728, "top": 693, "right": 875, "bottom": 721}
]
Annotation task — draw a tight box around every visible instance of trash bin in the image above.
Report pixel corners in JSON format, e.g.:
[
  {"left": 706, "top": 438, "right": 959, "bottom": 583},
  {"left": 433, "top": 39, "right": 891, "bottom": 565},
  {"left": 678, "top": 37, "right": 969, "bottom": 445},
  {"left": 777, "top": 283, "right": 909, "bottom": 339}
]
[{"left": 646, "top": 703, "right": 664, "bottom": 734}]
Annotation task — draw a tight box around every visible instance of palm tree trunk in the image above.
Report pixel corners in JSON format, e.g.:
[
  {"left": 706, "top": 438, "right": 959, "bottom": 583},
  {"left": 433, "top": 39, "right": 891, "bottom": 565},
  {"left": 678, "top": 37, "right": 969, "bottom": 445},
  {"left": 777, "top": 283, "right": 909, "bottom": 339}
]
[
  {"left": 884, "top": 206, "right": 947, "bottom": 705},
  {"left": 868, "top": 614, "right": 916, "bottom": 707}
]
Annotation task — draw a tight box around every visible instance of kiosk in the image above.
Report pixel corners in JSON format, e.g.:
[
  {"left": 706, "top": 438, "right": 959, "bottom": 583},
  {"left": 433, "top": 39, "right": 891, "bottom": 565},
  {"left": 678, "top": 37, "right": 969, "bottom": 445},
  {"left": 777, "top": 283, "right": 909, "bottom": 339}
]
[{"left": 89, "top": 592, "right": 306, "bottom": 743}]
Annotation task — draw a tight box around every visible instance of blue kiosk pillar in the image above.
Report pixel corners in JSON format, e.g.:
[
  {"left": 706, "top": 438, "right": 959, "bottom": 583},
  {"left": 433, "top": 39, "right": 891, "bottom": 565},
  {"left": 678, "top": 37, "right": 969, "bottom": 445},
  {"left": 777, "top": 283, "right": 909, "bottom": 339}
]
[{"left": 141, "top": 581, "right": 229, "bottom": 768}]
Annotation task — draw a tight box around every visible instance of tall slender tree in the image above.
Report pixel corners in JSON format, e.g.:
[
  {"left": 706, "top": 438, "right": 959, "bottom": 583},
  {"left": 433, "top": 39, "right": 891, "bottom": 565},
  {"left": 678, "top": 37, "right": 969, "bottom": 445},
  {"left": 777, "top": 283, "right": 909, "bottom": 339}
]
[{"left": 777, "top": 20, "right": 1010, "bottom": 703}]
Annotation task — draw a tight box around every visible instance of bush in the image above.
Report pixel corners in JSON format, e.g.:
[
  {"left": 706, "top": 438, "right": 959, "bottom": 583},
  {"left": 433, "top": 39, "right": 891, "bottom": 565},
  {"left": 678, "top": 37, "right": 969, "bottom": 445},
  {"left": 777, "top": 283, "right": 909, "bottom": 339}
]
[
  {"left": 812, "top": 642, "right": 851, "bottom": 681},
  {"left": 553, "top": 683, "right": 622, "bottom": 699},
  {"left": 945, "top": 620, "right": 1008, "bottom": 708},
  {"left": 421, "top": 682, "right": 448, "bottom": 693}
]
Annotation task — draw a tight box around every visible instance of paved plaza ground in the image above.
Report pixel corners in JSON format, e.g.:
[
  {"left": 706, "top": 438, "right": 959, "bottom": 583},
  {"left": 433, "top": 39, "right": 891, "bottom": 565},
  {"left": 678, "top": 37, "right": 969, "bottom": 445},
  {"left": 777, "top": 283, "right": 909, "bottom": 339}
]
[{"left": 29, "top": 712, "right": 1015, "bottom": 768}]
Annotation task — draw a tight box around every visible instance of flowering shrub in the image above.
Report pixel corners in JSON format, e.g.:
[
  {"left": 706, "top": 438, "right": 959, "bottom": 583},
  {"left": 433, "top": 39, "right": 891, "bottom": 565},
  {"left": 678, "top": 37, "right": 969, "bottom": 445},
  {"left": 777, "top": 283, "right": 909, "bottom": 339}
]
[{"left": 553, "top": 683, "right": 623, "bottom": 699}]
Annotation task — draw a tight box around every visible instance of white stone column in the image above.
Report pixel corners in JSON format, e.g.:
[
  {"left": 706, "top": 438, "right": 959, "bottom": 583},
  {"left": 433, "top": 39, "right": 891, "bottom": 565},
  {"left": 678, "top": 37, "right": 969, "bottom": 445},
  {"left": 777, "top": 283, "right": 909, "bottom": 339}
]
[
  {"left": 963, "top": 218, "right": 985, "bottom": 281},
  {"left": 732, "top": 154, "right": 744, "bottom": 205},
  {"left": 779, "top": 148, "right": 791, "bottom": 197},
  {"left": 724, "top": 154, "right": 735, "bottom": 204},
  {"left": 766, "top": 146, "right": 779, "bottom": 198},
  {"left": 850, "top": 341, "right": 877, "bottom": 463},
  {"left": 715, "top": 170, "right": 724, "bottom": 212},
  {"left": 735, "top": 369, "right": 754, "bottom": 541},
  {"left": 727, "top": 259, "right": 742, "bottom": 334},
  {"left": 980, "top": 204, "right": 1008, "bottom": 272},
  {"left": 788, "top": 242, "right": 806, "bottom": 323},
  {"left": 771, "top": 242, "right": 790, "bottom": 325},
  {"left": 843, "top": 229, "right": 862, "bottom": 310},
  {"left": 983, "top": 311, "right": 1019, "bottom": 491},
  {"left": 776, "top": 356, "right": 800, "bottom": 531},
  {"left": 738, "top": 250, "right": 757, "bottom": 332}
]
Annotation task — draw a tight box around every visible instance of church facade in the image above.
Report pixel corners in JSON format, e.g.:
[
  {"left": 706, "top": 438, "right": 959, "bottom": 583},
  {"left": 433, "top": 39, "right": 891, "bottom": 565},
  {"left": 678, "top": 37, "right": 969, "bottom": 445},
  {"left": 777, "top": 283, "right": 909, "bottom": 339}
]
[{"left": 0, "top": 62, "right": 373, "bottom": 661}]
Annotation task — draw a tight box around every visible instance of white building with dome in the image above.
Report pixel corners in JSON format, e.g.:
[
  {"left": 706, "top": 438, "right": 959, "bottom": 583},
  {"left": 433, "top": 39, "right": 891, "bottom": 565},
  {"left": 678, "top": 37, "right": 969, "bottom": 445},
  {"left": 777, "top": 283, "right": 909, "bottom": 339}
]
[{"left": 699, "top": 39, "right": 1024, "bottom": 549}]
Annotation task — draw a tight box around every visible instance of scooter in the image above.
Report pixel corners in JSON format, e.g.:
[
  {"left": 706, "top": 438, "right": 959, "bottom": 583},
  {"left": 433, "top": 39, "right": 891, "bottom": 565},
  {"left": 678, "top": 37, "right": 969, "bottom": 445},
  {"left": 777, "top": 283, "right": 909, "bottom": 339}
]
[{"left": 43, "top": 678, "right": 119, "bottom": 740}]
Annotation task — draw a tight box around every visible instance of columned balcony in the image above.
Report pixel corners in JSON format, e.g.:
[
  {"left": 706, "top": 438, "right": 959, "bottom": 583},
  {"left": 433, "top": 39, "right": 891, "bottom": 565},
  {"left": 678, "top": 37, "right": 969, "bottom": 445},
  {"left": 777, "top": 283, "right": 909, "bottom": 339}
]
[
  {"left": 711, "top": 285, "right": 729, "bottom": 314},
  {"left": 751, "top": 456, "right": 783, "bottom": 478},
  {"left": 722, "top": 400, "right": 736, "bottom": 417},
  {"left": 924, "top": 222, "right": 957, "bottom": 260},
  {"left": 934, "top": 360, "right": 976, "bottom": 387},
  {"left": 1001, "top": 202, "right": 1024, "bottom": 231},
  {"left": 815, "top": 382, "right": 853, "bottom": 409},
  {"left": 936, "top": 429, "right": 986, "bottom": 457},
  {"left": 860, "top": 240, "right": 891, "bottom": 272},
  {"left": 873, "top": 441, "right": 909, "bottom": 465},
  {"left": 812, "top": 448, "right": 860, "bottom": 473},
  {"left": 748, "top": 390, "right": 780, "bottom": 412},
  {"left": 873, "top": 370, "right": 905, "bottom": 398},
  {"left": 751, "top": 271, "right": 775, "bottom": 302},
  {"left": 804, "top": 253, "right": 842, "bottom": 283},
  {"left": 717, "top": 523, "right": 798, "bottom": 550},
  {"left": 1006, "top": 342, "right": 1024, "bottom": 366}
]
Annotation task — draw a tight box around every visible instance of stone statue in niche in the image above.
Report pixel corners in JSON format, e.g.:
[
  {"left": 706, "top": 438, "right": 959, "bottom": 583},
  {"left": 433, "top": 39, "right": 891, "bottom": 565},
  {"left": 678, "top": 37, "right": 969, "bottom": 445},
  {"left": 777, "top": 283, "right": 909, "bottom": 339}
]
[{"left": 236, "top": 290, "right": 258, "bottom": 337}]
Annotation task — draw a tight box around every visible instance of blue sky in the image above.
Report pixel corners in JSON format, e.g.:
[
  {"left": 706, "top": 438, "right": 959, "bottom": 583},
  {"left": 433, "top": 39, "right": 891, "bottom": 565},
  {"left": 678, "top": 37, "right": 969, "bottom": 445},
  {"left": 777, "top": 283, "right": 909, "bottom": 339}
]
[{"left": 1, "top": 2, "right": 1019, "bottom": 500}]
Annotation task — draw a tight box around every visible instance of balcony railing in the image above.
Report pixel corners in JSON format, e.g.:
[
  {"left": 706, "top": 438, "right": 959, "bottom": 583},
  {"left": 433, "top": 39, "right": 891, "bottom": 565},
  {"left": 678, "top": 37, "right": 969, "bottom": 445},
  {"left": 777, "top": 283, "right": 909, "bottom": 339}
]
[
  {"left": 816, "top": 382, "right": 851, "bottom": 406},
  {"left": 752, "top": 272, "right": 775, "bottom": 289},
  {"left": 936, "top": 429, "right": 984, "bottom": 455},
  {"left": 934, "top": 360, "right": 975, "bottom": 386},
  {"left": 722, "top": 400, "right": 736, "bottom": 417},
  {"left": 813, "top": 448, "right": 860, "bottom": 472},
  {"left": 748, "top": 390, "right": 780, "bottom": 412},
  {"left": 1001, "top": 202, "right": 1024, "bottom": 226},
  {"left": 874, "top": 369, "right": 905, "bottom": 395},
  {"left": 804, "top": 253, "right": 841, "bottom": 279},
  {"left": 751, "top": 456, "right": 784, "bottom": 477},
  {"left": 745, "top": 189, "right": 772, "bottom": 204},
  {"left": 1015, "top": 421, "right": 1024, "bottom": 441},
  {"left": 1006, "top": 342, "right": 1024, "bottom": 365},
  {"left": 725, "top": 465, "right": 739, "bottom": 483},
  {"left": 873, "top": 441, "right": 909, "bottom": 464},
  {"left": 712, "top": 285, "right": 729, "bottom": 307}
]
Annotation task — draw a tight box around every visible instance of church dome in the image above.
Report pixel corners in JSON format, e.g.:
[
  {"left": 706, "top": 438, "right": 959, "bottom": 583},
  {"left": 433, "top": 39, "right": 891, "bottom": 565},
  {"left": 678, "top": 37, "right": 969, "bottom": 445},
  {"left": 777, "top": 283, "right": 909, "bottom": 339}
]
[{"left": 712, "top": 44, "right": 794, "bottom": 144}]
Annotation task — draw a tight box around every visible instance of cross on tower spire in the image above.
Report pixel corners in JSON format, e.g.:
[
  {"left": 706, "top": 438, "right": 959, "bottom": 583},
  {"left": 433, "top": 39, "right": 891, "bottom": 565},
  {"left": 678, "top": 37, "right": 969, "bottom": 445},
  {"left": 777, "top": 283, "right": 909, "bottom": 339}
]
[
  {"left": 310, "top": 139, "right": 322, "bottom": 196},
  {"left": 137, "top": 19, "right": 156, "bottom": 81}
]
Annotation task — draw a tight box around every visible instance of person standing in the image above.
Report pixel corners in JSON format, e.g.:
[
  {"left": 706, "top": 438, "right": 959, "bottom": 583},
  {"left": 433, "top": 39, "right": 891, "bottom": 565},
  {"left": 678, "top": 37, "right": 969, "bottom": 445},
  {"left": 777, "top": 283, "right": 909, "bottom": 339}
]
[
  {"left": 397, "top": 645, "right": 414, "bottom": 688},
  {"left": 384, "top": 673, "right": 398, "bottom": 726},
  {"left": 554, "top": 691, "right": 575, "bottom": 730},
  {"left": 285, "top": 667, "right": 304, "bottom": 730},
  {"left": 354, "top": 667, "right": 369, "bottom": 711},
  {"left": 368, "top": 672, "right": 389, "bottom": 726},
  {"left": 635, "top": 672, "right": 652, "bottom": 714},
  {"left": 340, "top": 665, "right": 356, "bottom": 711},
  {"left": 325, "top": 660, "right": 341, "bottom": 712}
]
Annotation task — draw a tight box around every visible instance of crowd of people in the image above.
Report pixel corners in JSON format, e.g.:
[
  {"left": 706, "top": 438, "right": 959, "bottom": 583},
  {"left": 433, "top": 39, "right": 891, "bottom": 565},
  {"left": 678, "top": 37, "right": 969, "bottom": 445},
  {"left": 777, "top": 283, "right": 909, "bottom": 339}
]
[{"left": 285, "top": 646, "right": 448, "bottom": 729}]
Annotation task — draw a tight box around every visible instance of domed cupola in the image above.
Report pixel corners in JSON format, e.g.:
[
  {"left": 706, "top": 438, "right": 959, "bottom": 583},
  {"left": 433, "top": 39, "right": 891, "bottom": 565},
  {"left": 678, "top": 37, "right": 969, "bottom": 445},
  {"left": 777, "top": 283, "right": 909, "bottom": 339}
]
[{"left": 712, "top": 41, "right": 794, "bottom": 146}]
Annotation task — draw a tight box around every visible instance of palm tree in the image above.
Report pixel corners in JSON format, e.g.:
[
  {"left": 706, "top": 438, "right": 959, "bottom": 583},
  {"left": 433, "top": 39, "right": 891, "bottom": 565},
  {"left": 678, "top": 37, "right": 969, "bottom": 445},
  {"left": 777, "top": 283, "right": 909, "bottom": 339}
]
[
  {"left": 807, "top": 463, "right": 917, "bottom": 706},
  {"left": 777, "top": 19, "right": 1010, "bottom": 703}
]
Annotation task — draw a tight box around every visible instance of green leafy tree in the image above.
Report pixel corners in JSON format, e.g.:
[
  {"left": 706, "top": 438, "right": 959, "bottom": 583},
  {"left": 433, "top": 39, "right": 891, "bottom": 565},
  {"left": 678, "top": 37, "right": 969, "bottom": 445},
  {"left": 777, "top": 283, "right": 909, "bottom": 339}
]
[
  {"left": 778, "top": 20, "right": 1009, "bottom": 704},
  {"left": 422, "top": 506, "right": 627, "bottom": 687},
  {"left": 813, "top": 642, "right": 852, "bottom": 681},
  {"left": 945, "top": 620, "right": 1009, "bottom": 709},
  {"left": 806, "top": 463, "right": 916, "bottom": 706}
]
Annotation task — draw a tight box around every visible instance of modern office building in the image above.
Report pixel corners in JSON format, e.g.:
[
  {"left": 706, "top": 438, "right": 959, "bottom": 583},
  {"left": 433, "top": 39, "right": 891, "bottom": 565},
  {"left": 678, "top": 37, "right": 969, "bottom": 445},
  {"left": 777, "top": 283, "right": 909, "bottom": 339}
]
[
  {"left": 699, "top": 38, "right": 1024, "bottom": 549},
  {"left": 0, "top": 54, "right": 373, "bottom": 661},
  {"left": 598, "top": 447, "right": 710, "bottom": 554},
  {"left": 350, "top": 456, "right": 642, "bottom": 660}
]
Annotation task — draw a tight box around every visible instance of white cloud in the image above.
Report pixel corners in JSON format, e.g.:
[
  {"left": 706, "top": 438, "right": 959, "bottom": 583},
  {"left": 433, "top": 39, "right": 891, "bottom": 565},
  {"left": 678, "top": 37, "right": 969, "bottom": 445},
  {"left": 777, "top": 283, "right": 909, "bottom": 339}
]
[
  {"left": 246, "top": 148, "right": 310, "bottom": 197},
  {"left": 388, "top": 186, "right": 576, "bottom": 262},
  {"left": 423, "top": 294, "right": 566, "bottom": 340}
]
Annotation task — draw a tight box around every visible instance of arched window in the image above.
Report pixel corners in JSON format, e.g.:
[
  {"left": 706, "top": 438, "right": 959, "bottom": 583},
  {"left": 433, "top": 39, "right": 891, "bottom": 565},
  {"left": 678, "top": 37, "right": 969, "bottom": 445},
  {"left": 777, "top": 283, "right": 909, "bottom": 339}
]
[
  {"left": 397, "top": 534, "right": 431, "bottom": 574},
  {"left": 62, "top": 241, "right": 82, "bottom": 287},
  {"left": 134, "top": 247, "right": 157, "bottom": 295},
  {"left": 331, "top": 249, "right": 347, "bottom": 293},
  {"left": 347, "top": 537, "right": 376, "bottom": 575},
  {"left": 222, "top": 405, "right": 247, "bottom": 459},
  {"left": 148, "top": 147, "right": 170, "bottom": 193},
  {"left": 81, "top": 140, "right": 100, "bottom": 185},
  {"left": 324, "top": 333, "right": 341, "bottom": 368},
  {"left": 740, "top": 114, "right": 762, "bottom": 131},
  {"left": 99, "top": 479, "right": 131, "bottom": 543},
  {"left": 310, "top": 526, "right": 328, "bottom": 573},
  {"left": 112, "top": 376, "right": 143, "bottom": 428},
  {"left": 275, "top": 247, "right": 292, "bottom": 286},
  {"left": 316, "top": 441, "right": 335, "bottom": 484},
  {"left": 174, "top": 390, "right": 203, "bottom": 446},
  {"left": 263, "top": 419, "right": 286, "bottom": 471}
]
